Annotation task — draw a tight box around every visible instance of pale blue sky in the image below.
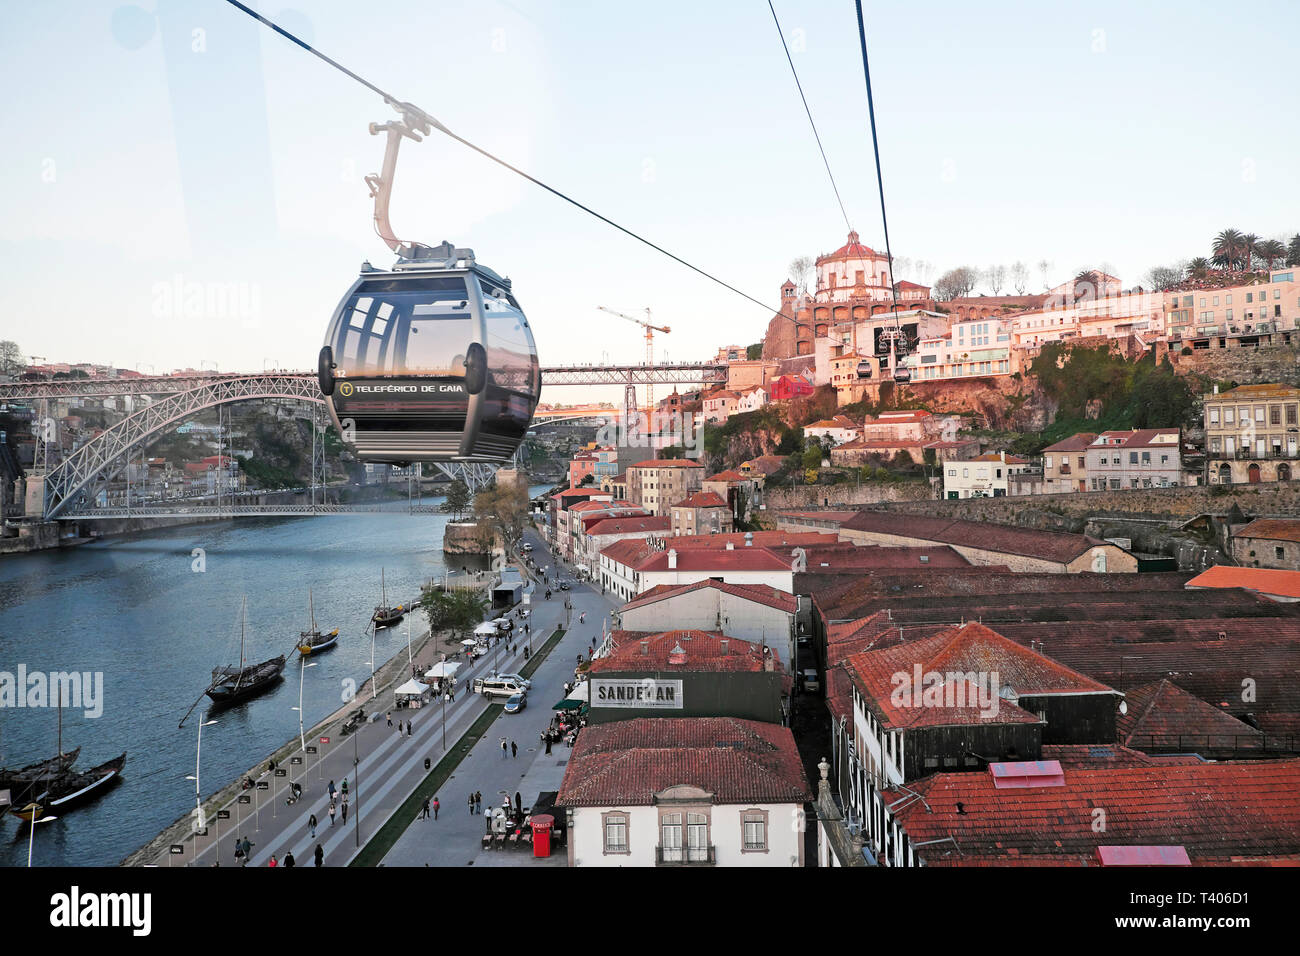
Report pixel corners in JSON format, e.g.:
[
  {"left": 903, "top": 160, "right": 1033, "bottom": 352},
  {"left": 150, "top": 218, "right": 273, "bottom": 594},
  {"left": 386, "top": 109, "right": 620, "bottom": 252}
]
[{"left": 1, "top": 1, "right": 1297, "bottom": 401}]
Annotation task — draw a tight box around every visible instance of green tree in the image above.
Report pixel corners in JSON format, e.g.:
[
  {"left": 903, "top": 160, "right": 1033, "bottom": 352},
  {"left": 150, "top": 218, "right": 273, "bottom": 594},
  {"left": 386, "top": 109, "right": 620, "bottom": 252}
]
[
  {"left": 801, "top": 445, "right": 824, "bottom": 472},
  {"left": 473, "top": 479, "right": 530, "bottom": 554},
  {"left": 0, "top": 340, "right": 23, "bottom": 376},
  {"left": 420, "top": 584, "right": 488, "bottom": 641},
  {"left": 442, "top": 479, "right": 471, "bottom": 519},
  {"left": 1212, "top": 228, "right": 1246, "bottom": 271},
  {"left": 1287, "top": 235, "right": 1300, "bottom": 268}
]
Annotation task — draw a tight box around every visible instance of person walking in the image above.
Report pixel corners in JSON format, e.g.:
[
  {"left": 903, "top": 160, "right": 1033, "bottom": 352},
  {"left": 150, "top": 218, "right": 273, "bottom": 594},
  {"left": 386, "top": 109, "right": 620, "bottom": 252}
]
[
  {"left": 341, "top": 799, "right": 349, "bottom": 825},
  {"left": 500, "top": 736, "right": 508, "bottom": 759},
  {"left": 328, "top": 779, "right": 336, "bottom": 802},
  {"left": 421, "top": 798, "right": 431, "bottom": 820},
  {"left": 284, "top": 850, "right": 295, "bottom": 868},
  {"left": 475, "top": 790, "right": 482, "bottom": 813},
  {"left": 432, "top": 797, "right": 440, "bottom": 820},
  {"left": 329, "top": 801, "right": 336, "bottom": 827},
  {"left": 511, "top": 740, "right": 517, "bottom": 758},
  {"left": 468, "top": 792, "right": 474, "bottom": 815},
  {"left": 545, "top": 735, "right": 552, "bottom": 756},
  {"left": 314, "top": 844, "right": 324, "bottom": 867},
  {"left": 386, "top": 711, "right": 392, "bottom": 727},
  {"left": 308, "top": 812, "right": 317, "bottom": 839},
  {"left": 269, "top": 854, "right": 278, "bottom": 868},
  {"left": 407, "top": 721, "right": 413, "bottom": 737},
  {"left": 341, "top": 778, "right": 348, "bottom": 799}
]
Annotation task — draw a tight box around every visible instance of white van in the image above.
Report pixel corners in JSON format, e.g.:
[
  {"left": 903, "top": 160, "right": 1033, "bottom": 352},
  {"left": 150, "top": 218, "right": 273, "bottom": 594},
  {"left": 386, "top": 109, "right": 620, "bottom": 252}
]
[{"left": 473, "top": 676, "right": 528, "bottom": 698}]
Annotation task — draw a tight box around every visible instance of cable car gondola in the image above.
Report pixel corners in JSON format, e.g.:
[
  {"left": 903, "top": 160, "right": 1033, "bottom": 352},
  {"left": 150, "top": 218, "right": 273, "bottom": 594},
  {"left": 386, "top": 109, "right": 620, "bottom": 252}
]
[
  {"left": 855, "top": 358, "right": 873, "bottom": 379},
  {"left": 317, "top": 103, "right": 540, "bottom": 463}
]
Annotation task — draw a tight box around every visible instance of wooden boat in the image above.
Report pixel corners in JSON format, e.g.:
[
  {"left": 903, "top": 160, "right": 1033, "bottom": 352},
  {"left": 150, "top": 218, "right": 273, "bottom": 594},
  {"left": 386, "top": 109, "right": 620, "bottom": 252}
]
[
  {"left": 297, "top": 589, "right": 339, "bottom": 655},
  {"left": 9, "top": 802, "right": 55, "bottom": 824},
  {"left": 372, "top": 567, "right": 406, "bottom": 628},
  {"left": 0, "top": 747, "right": 80, "bottom": 790},
  {"left": 206, "top": 597, "right": 286, "bottom": 706},
  {"left": 31, "top": 754, "right": 126, "bottom": 811}
]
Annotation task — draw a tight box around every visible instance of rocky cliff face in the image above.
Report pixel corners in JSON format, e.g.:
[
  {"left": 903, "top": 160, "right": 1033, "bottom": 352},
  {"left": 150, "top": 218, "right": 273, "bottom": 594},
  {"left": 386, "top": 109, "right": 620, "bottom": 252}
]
[{"left": 901, "top": 376, "right": 1056, "bottom": 431}]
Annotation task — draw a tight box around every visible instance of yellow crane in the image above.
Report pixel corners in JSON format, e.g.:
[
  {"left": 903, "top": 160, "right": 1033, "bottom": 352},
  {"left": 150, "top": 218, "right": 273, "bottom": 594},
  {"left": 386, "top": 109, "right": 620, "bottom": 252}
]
[{"left": 597, "top": 306, "right": 671, "bottom": 409}]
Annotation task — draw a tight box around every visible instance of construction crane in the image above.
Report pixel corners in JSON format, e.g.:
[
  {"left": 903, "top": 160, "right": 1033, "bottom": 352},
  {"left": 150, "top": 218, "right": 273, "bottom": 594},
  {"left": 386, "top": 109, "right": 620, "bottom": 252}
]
[{"left": 597, "top": 306, "right": 671, "bottom": 411}]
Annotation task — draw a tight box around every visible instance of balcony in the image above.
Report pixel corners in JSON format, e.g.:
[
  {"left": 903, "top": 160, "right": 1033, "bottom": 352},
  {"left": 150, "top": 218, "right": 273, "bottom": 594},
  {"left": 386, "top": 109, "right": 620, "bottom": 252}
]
[{"left": 656, "top": 845, "right": 716, "bottom": 865}]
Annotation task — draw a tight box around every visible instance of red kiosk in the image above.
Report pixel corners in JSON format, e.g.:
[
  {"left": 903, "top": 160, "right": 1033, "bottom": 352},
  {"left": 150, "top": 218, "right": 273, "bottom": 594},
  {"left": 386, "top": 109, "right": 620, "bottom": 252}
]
[{"left": 532, "top": 814, "right": 554, "bottom": 858}]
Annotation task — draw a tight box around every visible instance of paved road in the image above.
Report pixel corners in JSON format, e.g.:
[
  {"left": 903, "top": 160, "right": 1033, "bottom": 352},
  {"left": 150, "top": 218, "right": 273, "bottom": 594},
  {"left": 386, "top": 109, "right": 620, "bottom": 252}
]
[
  {"left": 156, "top": 526, "right": 613, "bottom": 868},
  {"left": 382, "top": 527, "right": 617, "bottom": 867}
]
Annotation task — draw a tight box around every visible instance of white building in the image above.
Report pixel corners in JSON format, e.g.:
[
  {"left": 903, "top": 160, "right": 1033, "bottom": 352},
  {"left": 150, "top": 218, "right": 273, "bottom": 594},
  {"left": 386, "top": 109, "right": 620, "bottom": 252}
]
[
  {"left": 557, "top": 717, "right": 811, "bottom": 867},
  {"left": 943, "top": 452, "right": 1033, "bottom": 499},
  {"left": 803, "top": 416, "right": 861, "bottom": 447},
  {"left": 618, "top": 580, "right": 799, "bottom": 665}
]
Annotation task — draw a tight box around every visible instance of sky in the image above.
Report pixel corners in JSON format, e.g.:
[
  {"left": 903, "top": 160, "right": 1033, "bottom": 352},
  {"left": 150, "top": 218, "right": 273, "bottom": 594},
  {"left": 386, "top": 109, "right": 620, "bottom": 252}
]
[{"left": 1, "top": 0, "right": 1298, "bottom": 403}]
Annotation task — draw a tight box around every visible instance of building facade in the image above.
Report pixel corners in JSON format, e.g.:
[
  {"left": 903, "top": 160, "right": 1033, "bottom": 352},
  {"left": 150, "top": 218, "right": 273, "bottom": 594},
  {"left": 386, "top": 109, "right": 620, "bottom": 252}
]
[{"left": 1203, "top": 383, "right": 1300, "bottom": 484}]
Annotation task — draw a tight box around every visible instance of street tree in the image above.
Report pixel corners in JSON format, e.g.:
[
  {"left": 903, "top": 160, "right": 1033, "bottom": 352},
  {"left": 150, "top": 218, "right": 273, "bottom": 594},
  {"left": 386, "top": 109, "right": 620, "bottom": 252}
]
[
  {"left": 1010, "top": 261, "right": 1029, "bottom": 294},
  {"left": 0, "top": 340, "right": 23, "bottom": 376}
]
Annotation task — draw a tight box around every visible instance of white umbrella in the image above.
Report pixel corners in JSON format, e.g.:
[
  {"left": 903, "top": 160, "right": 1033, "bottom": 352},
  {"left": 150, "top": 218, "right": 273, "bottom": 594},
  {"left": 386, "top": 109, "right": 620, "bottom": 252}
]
[{"left": 461, "top": 638, "right": 479, "bottom": 647}]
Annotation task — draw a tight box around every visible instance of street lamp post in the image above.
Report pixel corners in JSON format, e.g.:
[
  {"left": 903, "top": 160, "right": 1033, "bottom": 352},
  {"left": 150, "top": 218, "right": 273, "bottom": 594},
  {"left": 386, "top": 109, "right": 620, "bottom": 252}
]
[
  {"left": 295, "top": 657, "right": 318, "bottom": 753},
  {"left": 353, "top": 729, "right": 362, "bottom": 848},
  {"left": 186, "top": 717, "right": 218, "bottom": 861},
  {"left": 369, "top": 623, "right": 377, "bottom": 700}
]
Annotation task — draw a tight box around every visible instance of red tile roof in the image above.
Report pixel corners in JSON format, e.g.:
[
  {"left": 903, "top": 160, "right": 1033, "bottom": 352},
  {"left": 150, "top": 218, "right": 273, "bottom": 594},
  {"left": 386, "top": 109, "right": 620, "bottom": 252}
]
[
  {"left": 634, "top": 547, "right": 792, "bottom": 573},
  {"left": 842, "top": 622, "right": 1114, "bottom": 731},
  {"left": 599, "top": 538, "right": 658, "bottom": 568},
  {"left": 627, "top": 459, "right": 704, "bottom": 469},
  {"left": 1186, "top": 565, "right": 1300, "bottom": 600},
  {"left": 1117, "top": 679, "right": 1263, "bottom": 748},
  {"left": 799, "top": 544, "right": 971, "bottom": 570},
  {"left": 704, "top": 470, "right": 747, "bottom": 482},
  {"left": 1041, "top": 433, "right": 1097, "bottom": 453},
  {"left": 1094, "top": 428, "right": 1180, "bottom": 449},
  {"left": 583, "top": 515, "right": 671, "bottom": 537},
  {"left": 595, "top": 630, "right": 781, "bottom": 673},
  {"left": 555, "top": 718, "right": 812, "bottom": 808},
  {"left": 1235, "top": 519, "right": 1300, "bottom": 545},
  {"left": 885, "top": 759, "right": 1300, "bottom": 865},
  {"left": 667, "top": 531, "right": 837, "bottom": 550},
  {"left": 840, "top": 511, "right": 1115, "bottom": 565},
  {"left": 620, "top": 579, "right": 798, "bottom": 614},
  {"left": 672, "top": 491, "right": 728, "bottom": 509}
]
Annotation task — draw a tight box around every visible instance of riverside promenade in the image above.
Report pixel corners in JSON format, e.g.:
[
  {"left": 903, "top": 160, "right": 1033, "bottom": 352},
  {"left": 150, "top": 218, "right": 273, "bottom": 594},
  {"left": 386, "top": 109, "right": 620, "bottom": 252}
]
[{"left": 145, "top": 526, "right": 613, "bottom": 867}]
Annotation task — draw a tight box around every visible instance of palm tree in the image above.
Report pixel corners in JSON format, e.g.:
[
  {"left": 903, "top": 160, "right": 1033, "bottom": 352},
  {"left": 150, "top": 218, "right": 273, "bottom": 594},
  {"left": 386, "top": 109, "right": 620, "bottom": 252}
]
[
  {"left": 1073, "top": 268, "right": 1100, "bottom": 303},
  {"left": 1187, "top": 257, "right": 1211, "bottom": 279},
  {"left": 1212, "top": 228, "right": 1246, "bottom": 271},
  {"left": 1242, "top": 233, "right": 1263, "bottom": 271},
  {"left": 1257, "top": 238, "right": 1287, "bottom": 269},
  {"left": 1288, "top": 235, "right": 1300, "bottom": 268}
]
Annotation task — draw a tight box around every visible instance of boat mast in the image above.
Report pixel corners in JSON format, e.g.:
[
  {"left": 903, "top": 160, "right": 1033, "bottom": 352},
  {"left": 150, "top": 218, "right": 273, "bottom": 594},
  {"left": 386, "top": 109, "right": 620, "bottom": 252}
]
[
  {"left": 234, "top": 596, "right": 247, "bottom": 693},
  {"left": 309, "top": 588, "right": 317, "bottom": 635},
  {"left": 381, "top": 568, "right": 388, "bottom": 609}
]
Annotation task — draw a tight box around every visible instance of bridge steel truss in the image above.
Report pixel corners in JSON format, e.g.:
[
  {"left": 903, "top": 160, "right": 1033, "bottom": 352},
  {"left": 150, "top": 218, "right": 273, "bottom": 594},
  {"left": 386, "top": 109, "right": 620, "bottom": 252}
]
[{"left": 0, "top": 362, "right": 728, "bottom": 402}]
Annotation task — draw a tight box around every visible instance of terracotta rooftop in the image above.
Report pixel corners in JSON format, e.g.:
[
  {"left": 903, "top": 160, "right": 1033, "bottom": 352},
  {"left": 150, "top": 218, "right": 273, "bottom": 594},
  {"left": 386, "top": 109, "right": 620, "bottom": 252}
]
[
  {"left": 1186, "top": 565, "right": 1300, "bottom": 600},
  {"left": 1234, "top": 518, "right": 1300, "bottom": 545},
  {"left": 842, "top": 622, "right": 1115, "bottom": 731},
  {"left": 594, "top": 630, "right": 781, "bottom": 673},
  {"left": 798, "top": 543, "right": 971, "bottom": 570},
  {"left": 634, "top": 547, "right": 792, "bottom": 574},
  {"left": 1041, "top": 433, "right": 1098, "bottom": 453},
  {"left": 885, "top": 759, "right": 1300, "bottom": 866},
  {"left": 583, "top": 515, "right": 670, "bottom": 537},
  {"left": 628, "top": 458, "right": 704, "bottom": 469},
  {"left": 672, "top": 491, "right": 729, "bottom": 510},
  {"left": 1117, "top": 679, "right": 1264, "bottom": 750},
  {"left": 704, "top": 469, "right": 747, "bottom": 482},
  {"left": 621, "top": 579, "right": 798, "bottom": 614},
  {"left": 555, "top": 717, "right": 812, "bottom": 808},
  {"left": 666, "top": 531, "right": 837, "bottom": 550},
  {"left": 840, "top": 511, "right": 1116, "bottom": 565}
]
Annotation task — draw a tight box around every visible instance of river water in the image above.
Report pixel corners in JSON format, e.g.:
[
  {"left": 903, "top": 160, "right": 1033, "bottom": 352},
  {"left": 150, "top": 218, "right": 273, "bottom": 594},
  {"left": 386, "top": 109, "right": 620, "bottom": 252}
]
[{"left": 0, "top": 488, "right": 546, "bottom": 866}]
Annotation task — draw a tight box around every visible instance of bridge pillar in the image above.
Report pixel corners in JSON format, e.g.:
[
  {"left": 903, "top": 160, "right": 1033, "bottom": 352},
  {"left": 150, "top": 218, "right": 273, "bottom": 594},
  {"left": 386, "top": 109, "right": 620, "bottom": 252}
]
[{"left": 25, "top": 472, "right": 47, "bottom": 519}]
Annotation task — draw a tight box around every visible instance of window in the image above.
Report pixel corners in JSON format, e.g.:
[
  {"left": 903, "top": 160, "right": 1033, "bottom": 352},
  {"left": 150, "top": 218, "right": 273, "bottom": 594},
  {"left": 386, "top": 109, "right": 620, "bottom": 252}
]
[
  {"left": 1256, "top": 407, "right": 1266, "bottom": 423},
  {"left": 1129, "top": 452, "right": 1139, "bottom": 464},
  {"left": 1224, "top": 408, "right": 1234, "bottom": 424},
  {"left": 603, "top": 812, "right": 629, "bottom": 854},
  {"left": 742, "top": 810, "right": 768, "bottom": 852},
  {"left": 1278, "top": 547, "right": 1286, "bottom": 561}
]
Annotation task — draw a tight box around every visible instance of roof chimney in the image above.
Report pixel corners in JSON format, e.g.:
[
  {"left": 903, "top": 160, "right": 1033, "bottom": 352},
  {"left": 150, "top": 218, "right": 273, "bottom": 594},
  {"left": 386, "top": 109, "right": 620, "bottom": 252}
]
[
  {"left": 667, "top": 548, "right": 677, "bottom": 569},
  {"left": 745, "top": 532, "right": 754, "bottom": 547},
  {"left": 726, "top": 541, "right": 734, "bottom": 550},
  {"left": 720, "top": 638, "right": 729, "bottom": 655},
  {"left": 641, "top": 639, "right": 649, "bottom": 656}
]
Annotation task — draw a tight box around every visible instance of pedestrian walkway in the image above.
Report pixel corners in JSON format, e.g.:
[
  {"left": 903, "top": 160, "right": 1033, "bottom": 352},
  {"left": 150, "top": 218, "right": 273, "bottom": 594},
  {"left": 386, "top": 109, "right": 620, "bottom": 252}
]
[{"left": 382, "top": 530, "right": 616, "bottom": 867}]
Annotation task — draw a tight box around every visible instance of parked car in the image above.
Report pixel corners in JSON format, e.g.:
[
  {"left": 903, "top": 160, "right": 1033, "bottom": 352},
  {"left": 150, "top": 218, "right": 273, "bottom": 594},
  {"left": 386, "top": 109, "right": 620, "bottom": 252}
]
[
  {"left": 522, "top": 543, "right": 533, "bottom": 552},
  {"left": 504, "top": 692, "right": 527, "bottom": 714},
  {"left": 494, "top": 672, "right": 532, "bottom": 690},
  {"left": 801, "top": 669, "right": 820, "bottom": 693},
  {"left": 474, "top": 676, "right": 529, "bottom": 698},
  {"left": 558, "top": 582, "right": 571, "bottom": 591},
  {"left": 494, "top": 617, "right": 514, "bottom": 632}
]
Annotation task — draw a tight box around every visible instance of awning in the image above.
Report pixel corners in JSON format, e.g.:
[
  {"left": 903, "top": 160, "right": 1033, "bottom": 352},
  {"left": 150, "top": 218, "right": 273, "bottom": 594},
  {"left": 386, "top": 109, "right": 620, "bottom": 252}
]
[
  {"left": 552, "top": 681, "right": 590, "bottom": 710},
  {"left": 393, "top": 679, "right": 429, "bottom": 698},
  {"left": 461, "top": 638, "right": 479, "bottom": 647},
  {"left": 474, "top": 622, "right": 498, "bottom": 636},
  {"left": 424, "top": 661, "right": 462, "bottom": 679}
]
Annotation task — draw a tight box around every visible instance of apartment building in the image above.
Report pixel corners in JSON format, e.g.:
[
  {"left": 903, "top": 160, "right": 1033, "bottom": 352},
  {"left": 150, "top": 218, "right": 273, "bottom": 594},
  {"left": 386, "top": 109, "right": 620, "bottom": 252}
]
[
  {"left": 626, "top": 459, "right": 704, "bottom": 516},
  {"left": 1041, "top": 433, "right": 1096, "bottom": 493},
  {"left": 1203, "top": 383, "right": 1300, "bottom": 484},
  {"left": 942, "top": 452, "right": 1033, "bottom": 499},
  {"left": 1083, "top": 429, "right": 1182, "bottom": 490},
  {"left": 1166, "top": 269, "right": 1300, "bottom": 345}
]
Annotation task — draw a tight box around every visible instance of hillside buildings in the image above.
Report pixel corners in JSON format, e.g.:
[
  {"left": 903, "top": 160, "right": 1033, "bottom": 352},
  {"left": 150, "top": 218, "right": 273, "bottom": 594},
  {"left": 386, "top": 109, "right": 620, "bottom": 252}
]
[{"left": 1204, "top": 383, "right": 1300, "bottom": 484}]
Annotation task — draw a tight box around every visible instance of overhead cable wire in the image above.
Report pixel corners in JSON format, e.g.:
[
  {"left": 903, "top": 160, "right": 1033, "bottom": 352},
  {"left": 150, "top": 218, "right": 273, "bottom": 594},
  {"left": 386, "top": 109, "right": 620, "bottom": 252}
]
[
  {"left": 853, "top": 0, "right": 901, "bottom": 321},
  {"left": 767, "top": 0, "right": 853, "bottom": 235},
  {"left": 222, "top": 0, "right": 804, "bottom": 324}
]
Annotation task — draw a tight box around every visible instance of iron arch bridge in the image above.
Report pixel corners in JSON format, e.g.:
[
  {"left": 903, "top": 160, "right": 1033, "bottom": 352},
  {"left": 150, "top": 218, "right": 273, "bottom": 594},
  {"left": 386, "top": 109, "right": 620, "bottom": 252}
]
[{"left": 38, "top": 374, "right": 502, "bottom": 520}]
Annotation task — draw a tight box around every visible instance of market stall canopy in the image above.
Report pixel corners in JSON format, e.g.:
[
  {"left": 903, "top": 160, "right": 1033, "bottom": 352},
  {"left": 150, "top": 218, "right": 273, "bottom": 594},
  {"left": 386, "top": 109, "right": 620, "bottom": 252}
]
[
  {"left": 552, "top": 680, "right": 590, "bottom": 710},
  {"left": 393, "top": 679, "right": 429, "bottom": 698},
  {"left": 475, "top": 622, "right": 499, "bottom": 636},
  {"left": 461, "top": 638, "right": 480, "bottom": 647},
  {"left": 425, "top": 661, "right": 462, "bottom": 679}
]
